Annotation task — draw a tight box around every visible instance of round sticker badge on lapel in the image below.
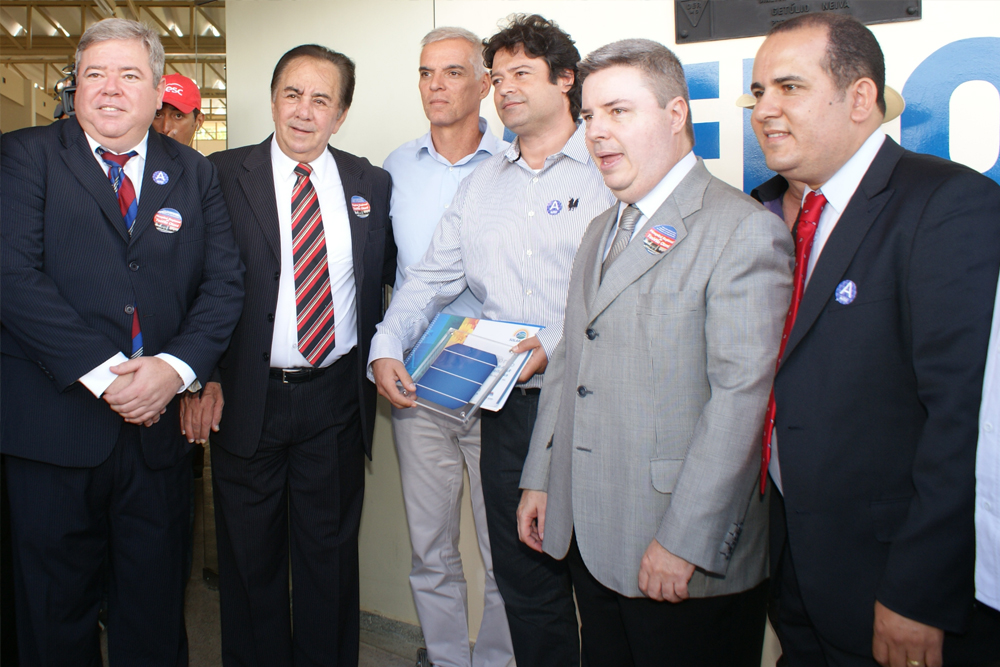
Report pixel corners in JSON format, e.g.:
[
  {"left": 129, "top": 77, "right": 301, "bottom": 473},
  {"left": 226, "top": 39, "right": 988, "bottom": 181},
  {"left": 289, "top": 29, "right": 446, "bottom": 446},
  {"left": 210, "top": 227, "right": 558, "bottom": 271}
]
[
  {"left": 351, "top": 195, "right": 371, "bottom": 219},
  {"left": 152, "top": 170, "right": 169, "bottom": 185},
  {"left": 643, "top": 225, "right": 677, "bottom": 254},
  {"left": 546, "top": 200, "right": 562, "bottom": 215},
  {"left": 835, "top": 280, "right": 857, "bottom": 305},
  {"left": 153, "top": 208, "right": 183, "bottom": 233}
]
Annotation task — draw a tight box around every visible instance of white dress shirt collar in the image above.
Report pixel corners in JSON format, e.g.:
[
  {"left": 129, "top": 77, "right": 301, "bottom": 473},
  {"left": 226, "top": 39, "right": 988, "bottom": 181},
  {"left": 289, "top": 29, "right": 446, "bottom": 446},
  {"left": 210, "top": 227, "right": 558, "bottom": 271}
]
[
  {"left": 806, "top": 128, "right": 886, "bottom": 214},
  {"left": 270, "top": 135, "right": 335, "bottom": 184},
  {"left": 85, "top": 129, "right": 150, "bottom": 163},
  {"left": 628, "top": 150, "right": 698, "bottom": 222}
]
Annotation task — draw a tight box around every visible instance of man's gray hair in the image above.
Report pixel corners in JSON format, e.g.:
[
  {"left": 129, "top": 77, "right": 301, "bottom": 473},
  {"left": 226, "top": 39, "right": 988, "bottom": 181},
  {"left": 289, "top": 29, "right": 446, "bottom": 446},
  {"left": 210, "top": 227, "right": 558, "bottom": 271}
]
[
  {"left": 420, "top": 26, "right": 485, "bottom": 78},
  {"left": 76, "top": 18, "right": 165, "bottom": 87},
  {"left": 579, "top": 38, "right": 694, "bottom": 142}
]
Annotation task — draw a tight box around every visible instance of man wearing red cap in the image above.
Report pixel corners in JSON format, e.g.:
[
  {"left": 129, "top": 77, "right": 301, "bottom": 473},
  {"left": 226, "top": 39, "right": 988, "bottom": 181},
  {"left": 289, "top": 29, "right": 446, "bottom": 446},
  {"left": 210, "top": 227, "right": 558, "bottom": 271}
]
[{"left": 153, "top": 73, "right": 204, "bottom": 147}]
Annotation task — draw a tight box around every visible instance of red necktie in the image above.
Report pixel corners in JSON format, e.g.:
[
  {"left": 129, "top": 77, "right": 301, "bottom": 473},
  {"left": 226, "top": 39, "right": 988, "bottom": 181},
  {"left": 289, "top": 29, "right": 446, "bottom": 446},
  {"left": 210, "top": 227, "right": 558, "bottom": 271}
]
[
  {"left": 760, "top": 191, "right": 828, "bottom": 493},
  {"left": 98, "top": 149, "right": 143, "bottom": 357},
  {"left": 291, "top": 163, "right": 336, "bottom": 366}
]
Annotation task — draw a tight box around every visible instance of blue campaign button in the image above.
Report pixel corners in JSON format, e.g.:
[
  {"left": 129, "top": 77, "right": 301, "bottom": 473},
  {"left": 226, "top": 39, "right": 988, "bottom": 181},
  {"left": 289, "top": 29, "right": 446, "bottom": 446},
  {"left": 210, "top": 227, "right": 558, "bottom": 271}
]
[{"left": 835, "top": 280, "right": 857, "bottom": 305}]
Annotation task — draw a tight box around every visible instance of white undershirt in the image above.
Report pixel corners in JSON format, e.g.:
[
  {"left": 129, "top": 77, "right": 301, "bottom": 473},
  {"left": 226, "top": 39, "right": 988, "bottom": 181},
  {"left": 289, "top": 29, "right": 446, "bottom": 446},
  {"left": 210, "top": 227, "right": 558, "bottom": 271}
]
[
  {"left": 78, "top": 130, "right": 197, "bottom": 397},
  {"left": 770, "top": 128, "right": 886, "bottom": 493},
  {"left": 268, "top": 137, "right": 357, "bottom": 368}
]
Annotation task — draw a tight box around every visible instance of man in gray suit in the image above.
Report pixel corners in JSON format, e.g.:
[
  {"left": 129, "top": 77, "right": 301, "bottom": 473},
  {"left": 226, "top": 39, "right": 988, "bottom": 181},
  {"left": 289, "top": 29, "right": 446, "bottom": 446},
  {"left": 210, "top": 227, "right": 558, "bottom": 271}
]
[{"left": 516, "top": 39, "right": 793, "bottom": 666}]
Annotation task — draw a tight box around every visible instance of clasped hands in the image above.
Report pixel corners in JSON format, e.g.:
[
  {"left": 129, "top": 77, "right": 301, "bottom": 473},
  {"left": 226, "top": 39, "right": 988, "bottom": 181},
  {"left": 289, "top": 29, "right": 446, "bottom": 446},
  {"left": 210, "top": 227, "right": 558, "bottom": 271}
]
[
  {"left": 102, "top": 356, "right": 184, "bottom": 427},
  {"left": 516, "top": 489, "right": 696, "bottom": 602}
]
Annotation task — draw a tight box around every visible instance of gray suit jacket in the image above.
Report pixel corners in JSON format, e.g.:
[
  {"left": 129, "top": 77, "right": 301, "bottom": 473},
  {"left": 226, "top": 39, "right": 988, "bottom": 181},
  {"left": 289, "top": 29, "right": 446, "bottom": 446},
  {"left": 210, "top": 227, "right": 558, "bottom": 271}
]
[{"left": 521, "top": 160, "right": 793, "bottom": 598}]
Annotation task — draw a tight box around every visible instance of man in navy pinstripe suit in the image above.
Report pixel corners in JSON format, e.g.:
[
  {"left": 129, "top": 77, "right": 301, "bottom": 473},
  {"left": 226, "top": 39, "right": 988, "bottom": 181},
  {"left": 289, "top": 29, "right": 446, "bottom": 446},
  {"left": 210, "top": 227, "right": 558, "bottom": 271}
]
[
  {"left": 180, "top": 45, "right": 396, "bottom": 666},
  {"left": 0, "top": 18, "right": 244, "bottom": 666}
]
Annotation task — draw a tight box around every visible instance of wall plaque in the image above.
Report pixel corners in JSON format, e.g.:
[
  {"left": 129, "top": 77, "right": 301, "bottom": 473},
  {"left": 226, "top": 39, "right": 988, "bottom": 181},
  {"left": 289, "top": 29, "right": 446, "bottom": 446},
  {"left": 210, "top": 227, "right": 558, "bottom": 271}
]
[{"left": 675, "top": 0, "right": 920, "bottom": 44}]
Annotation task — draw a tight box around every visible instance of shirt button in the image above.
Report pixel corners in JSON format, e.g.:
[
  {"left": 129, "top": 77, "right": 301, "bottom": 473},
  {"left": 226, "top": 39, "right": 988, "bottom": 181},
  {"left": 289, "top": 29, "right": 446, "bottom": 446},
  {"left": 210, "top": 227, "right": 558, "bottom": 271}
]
[
  {"left": 533, "top": 177, "right": 539, "bottom": 183},
  {"left": 986, "top": 422, "right": 995, "bottom": 433},
  {"left": 986, "top": 501, "right": 993, "bottom": 510},
  {"left": 449, "top": 167, "right": 454, "bottom": 172},
  {"left": 124, "top": 304, "right": 134, "bottom": 314},
  {"left": 528, "top": 211, "right": 535, "bottom": 217},
  {"left": 527, "top": 249, "right": 532, "bottom": 256}
]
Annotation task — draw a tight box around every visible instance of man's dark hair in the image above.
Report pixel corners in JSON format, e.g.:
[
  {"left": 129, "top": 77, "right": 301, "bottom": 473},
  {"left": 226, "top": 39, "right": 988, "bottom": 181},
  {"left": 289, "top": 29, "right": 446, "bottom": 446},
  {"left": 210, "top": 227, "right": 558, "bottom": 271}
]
[
  {"left": 483, "top": 14, "right": 582, "bottom": 120},
  {"left": 769, "top": 13, "right": 886, "bottom": 115},
  {"left": 270, "top": 44, "right": 356, "bottom": 113}
]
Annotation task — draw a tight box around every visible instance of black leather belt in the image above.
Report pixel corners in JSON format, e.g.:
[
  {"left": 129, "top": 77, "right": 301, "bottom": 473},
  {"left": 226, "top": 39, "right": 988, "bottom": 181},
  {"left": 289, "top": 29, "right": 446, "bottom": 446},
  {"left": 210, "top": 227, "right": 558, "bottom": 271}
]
[
  {"left": 516, "top": 387, "right": 541, "bottom": 395},
  {"left": 268, "top": 367, "right": 326, "bottom": 384}
]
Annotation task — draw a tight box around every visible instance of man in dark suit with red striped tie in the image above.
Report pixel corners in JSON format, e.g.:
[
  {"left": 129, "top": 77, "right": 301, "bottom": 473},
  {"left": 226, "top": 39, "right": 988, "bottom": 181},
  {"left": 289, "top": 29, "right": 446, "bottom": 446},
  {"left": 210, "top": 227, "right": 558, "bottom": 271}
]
[
  {"left": 180, "top": 44, "right": 396, "bottom": 666},
  {"left": 1, "top": 18, "right": 244, "bottom": 666}
]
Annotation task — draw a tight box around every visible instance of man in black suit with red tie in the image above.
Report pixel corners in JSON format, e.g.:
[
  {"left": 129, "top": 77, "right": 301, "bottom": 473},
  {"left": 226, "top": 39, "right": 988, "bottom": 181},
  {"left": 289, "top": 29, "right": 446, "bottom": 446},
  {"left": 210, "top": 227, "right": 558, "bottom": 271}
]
[
  {"left": 0, "top": 18, "right": 244, "bottom": 666},
  {"left": 751, "top": 13, "right": 1000, "bottom": 667},
  {"left": 180, "top": 44, "right": 395, "bottom": 666}
]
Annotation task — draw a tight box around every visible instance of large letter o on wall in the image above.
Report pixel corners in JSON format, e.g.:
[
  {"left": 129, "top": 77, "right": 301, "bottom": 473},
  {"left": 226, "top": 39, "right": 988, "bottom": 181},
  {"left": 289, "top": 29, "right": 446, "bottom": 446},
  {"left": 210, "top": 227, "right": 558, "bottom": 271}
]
[{"left": 902, "top": 37, "right": 1000, "bottom": 184}]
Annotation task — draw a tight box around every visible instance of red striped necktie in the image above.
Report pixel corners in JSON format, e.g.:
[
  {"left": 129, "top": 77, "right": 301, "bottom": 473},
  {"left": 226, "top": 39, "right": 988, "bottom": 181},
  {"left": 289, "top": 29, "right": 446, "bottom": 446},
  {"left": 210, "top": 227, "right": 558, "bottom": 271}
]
[
  {"left": 291, "top": 163, "right": 336, "bottom": 366},
  {"left": 98, "top": 148, "right": 143, "bottom": 358},
  {"left": 760, "top": 191, "right": 828, "bottom": 493}
]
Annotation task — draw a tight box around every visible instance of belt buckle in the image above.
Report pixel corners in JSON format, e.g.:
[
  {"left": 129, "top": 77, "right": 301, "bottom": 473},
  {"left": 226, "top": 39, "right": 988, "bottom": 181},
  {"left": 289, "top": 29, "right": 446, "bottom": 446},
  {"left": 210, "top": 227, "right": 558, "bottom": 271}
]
[{"left": 282, "top": 369, "right": 293, "bottom": 384}]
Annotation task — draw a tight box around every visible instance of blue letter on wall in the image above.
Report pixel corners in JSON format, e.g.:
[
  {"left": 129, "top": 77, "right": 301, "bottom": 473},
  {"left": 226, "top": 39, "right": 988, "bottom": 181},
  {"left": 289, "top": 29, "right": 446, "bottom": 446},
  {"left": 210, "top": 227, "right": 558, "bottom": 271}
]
[{"left": 901, "top": 37, "right": 1000, "bottom": 184}]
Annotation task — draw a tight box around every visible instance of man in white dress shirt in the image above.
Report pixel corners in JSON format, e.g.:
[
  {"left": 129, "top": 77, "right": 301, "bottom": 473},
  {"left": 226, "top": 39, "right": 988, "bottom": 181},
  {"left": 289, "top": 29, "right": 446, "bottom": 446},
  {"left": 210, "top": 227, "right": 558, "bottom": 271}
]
[
  {"left": 181, "top": 44, "right": 395, "bottom": 666},
  {"left": 382, "top": 26, "right": 513, "bottom": 667}
]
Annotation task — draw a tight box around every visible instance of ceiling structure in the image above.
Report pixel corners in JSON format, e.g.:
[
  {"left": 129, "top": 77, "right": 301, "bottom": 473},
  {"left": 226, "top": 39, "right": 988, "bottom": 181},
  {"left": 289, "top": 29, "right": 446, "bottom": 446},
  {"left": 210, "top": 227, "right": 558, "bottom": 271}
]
[{"left": 1, "top": 0, "right": 226, "bottom": 119}]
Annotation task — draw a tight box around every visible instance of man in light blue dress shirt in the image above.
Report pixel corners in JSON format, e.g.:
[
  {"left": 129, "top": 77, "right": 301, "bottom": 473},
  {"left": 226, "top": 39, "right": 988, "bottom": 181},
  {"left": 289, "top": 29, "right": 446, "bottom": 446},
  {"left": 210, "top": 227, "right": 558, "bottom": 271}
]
[
  {"left": 371, "top": 15, "right": 616, "bottom": 667},
  {"left": 381, "top": 27, "right": 513, "bottom": 667}
]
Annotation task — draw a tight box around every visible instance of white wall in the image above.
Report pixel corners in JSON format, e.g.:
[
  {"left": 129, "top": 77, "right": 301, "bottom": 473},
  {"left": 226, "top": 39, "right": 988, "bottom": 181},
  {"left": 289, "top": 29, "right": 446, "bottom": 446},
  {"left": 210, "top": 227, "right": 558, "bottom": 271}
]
[{"left": 226, "top": 0, "right": 1000, "bottom": 656}]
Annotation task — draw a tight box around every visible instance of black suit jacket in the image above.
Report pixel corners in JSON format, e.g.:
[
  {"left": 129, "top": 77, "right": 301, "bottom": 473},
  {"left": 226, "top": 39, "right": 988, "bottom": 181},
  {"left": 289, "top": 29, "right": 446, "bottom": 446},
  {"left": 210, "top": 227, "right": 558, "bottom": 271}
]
[
  {"left": 208, "top": 137, "right": 395, "bottom": 459},
  {"left": 773, "top": 137, "right": 1000, "bottom": 653},
  {"left": 0, "top": 118, "right": 245, "bottom": 470}
]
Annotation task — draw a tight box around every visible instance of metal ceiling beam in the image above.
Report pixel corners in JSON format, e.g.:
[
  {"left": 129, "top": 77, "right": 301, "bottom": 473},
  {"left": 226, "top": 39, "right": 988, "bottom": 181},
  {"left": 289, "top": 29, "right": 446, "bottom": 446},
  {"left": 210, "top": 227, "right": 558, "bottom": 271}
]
[
  {"left": 3, "top": 1, "right": 224, "bottom": 7},
  {"left": 0, "top": 36, "right": 225, "bottom": 56},
  {"left": 195, "top": 6, "right": 223, "bottom": 38},
  {"left": 34, "top": 6, "right": 78, "bottom": 49}
]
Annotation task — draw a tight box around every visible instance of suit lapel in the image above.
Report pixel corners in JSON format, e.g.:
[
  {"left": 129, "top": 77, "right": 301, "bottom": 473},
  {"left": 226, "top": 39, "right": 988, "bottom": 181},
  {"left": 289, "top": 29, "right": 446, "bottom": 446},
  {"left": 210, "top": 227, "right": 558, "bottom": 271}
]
[
  {"left": 131, "top": 131, "right": 182, "bottom": 243},
  {"left": 331, "top": 146, "right": 368, "bottom": 291},
  {"left": 781, "top": 138, "right": 903, "bottom": 363},
  {"left": 589, "top": 161, "right": 710, "bottom": 320},
  {"left": 238, "top": 137, "right": 281, "bottom": 262},
  {"left": 583, "top": 206, "right": 618, "bottom": 313},
  {"left": 59, "top": 119, "right": 131, "bottom": 242}
]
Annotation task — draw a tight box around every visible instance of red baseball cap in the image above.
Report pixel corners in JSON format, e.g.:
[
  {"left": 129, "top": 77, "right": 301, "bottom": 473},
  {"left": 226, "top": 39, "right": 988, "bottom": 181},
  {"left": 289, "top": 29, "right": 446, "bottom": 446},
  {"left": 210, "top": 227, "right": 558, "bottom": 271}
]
[{"left": 161, "top": 73, "right": 202, "bottom": 115}]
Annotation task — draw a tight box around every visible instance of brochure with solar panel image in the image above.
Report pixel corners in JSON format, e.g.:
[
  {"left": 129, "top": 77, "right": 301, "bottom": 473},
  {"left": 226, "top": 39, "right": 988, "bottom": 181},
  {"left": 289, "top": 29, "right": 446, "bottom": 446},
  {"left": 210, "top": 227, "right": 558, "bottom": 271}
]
[{"left": 402, "top": 315, "right": 544, "bottom": 423}]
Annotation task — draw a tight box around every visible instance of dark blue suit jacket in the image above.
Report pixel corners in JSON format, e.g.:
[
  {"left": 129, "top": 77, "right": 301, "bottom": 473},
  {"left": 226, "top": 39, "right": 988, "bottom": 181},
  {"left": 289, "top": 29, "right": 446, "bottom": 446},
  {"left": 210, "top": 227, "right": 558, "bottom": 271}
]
[
  {"left": 772, "top": 137, "right": 1000, "bottom": 652},
  {"left": 207, "top": 137, "right": 395, "bottom": 459},
  {"left": 1, "top": 118, "right": 245, "bottom": 470}
]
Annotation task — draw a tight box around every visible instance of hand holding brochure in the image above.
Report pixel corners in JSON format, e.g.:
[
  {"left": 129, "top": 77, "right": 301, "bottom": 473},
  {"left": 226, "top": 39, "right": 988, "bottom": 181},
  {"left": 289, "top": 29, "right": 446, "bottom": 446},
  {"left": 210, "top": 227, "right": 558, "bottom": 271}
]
[{"left": 401, "top": 314, "right": 544, "bottom": 423}]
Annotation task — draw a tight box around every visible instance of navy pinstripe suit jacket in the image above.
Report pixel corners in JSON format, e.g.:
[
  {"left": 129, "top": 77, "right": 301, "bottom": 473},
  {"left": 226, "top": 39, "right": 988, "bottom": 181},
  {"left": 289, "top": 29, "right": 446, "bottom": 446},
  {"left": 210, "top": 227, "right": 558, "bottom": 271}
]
[
  {"left": 1, "top": 118, "right": 245, "bottom": 470},
  {"left": 207, "top": 137, "right": 396, "bottom": 459}
]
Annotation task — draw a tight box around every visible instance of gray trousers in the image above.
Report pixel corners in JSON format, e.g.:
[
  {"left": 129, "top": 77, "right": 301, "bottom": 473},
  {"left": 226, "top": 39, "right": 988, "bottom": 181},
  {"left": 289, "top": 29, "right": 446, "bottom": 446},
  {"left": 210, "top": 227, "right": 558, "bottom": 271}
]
[{"left": 392, "top": 407, "right": 514, "bottom": 667}]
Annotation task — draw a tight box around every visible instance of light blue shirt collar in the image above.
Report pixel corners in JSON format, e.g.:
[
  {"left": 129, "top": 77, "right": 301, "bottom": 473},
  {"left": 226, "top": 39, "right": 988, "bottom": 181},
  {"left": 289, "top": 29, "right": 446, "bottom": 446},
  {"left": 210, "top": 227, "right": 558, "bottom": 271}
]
[{"left": 417, "top": 117, "right": 504, "bottom": 167}]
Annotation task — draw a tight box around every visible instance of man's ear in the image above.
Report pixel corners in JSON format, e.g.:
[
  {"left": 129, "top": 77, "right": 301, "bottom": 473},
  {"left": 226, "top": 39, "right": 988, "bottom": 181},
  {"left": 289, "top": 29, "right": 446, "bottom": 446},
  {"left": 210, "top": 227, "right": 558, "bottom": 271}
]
[
  {"left": 849, "top": 77, "right": 881, "bottom": 124},
  {"left": 557, "top": 68, "right": 575, "bottom": 94}
]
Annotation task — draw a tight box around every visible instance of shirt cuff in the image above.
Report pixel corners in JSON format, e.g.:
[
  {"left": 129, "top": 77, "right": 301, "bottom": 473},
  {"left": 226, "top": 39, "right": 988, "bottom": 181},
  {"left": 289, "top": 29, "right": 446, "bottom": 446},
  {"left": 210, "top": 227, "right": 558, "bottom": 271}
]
[
  {"left": 79, "top": 352, "right": 130, "bottom": 398},
  {"left": 367, "top": 334, "right": 405, "bottom": 382},
  {"left": 535, "top": 326, "right": 561, "bottom": 361},
  {"left": 155, "top": 353, "right": 197, "bottom": 393}
]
